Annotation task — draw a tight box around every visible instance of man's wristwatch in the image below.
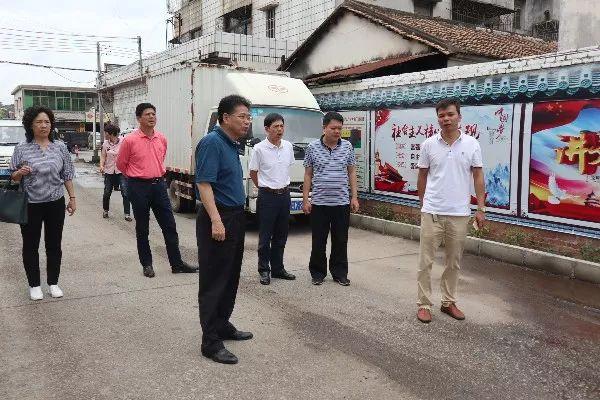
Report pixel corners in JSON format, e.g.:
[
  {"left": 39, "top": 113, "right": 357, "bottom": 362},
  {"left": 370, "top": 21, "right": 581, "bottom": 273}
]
[{"left": 476, "top": 206, "right": 486, "bottom": 213}]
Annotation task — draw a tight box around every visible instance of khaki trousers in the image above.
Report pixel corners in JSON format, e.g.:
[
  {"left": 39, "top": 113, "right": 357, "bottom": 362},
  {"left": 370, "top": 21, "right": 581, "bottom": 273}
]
[{"left": 417, "top": 212, "right": 470, "bottom": 310}]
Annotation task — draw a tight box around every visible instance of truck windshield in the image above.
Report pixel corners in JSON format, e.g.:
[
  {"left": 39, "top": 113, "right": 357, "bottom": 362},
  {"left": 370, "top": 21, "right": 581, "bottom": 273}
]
[
  {"left": 250, "top": 107, "right": 323, "bottom": 145},
  {"left": 0, "top": 125, "right": 25, "bottom": 144}
]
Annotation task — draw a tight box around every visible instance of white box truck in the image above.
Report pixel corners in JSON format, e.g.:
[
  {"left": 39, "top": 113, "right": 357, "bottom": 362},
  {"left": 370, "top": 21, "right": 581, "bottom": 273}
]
[{"left": 143, "top": 64, "right": 323, "bottom": 213}]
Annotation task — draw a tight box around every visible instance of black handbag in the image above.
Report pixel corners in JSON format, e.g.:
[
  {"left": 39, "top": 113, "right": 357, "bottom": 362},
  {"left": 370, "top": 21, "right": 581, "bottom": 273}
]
[{"left": 0, "top": 179, "right": 28, "bottom": 225}]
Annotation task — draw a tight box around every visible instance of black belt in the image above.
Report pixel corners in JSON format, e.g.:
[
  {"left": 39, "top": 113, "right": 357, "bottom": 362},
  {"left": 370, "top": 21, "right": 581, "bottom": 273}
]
[
  {"left": 129, "top": 177, "right": 164, "bottom": 184},
  {"left": 216, "top": 203, "right": 244, "bottom": 211},
  {"left": 200, "top": 203, "right": 244, "bottom": 211},
  {"left": 259, "top": 186, "right": 289, "bottom": 195}
]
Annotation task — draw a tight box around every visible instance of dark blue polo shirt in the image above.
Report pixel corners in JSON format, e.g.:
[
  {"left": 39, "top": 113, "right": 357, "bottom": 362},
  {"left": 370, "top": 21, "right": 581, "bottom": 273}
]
[{"left": 195, "top": 126, "right": 245, "bottom": 207}]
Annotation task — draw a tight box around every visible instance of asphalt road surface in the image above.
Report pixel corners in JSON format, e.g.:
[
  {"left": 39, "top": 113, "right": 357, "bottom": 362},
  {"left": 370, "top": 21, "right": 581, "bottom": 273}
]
[{"left": 1, "top": 161, "right": 599, "bottom": 400}]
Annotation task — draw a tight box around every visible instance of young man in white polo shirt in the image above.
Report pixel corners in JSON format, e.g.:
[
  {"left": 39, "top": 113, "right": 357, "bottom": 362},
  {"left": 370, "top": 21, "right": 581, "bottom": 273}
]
[
  {"left": 249, "top": 113, "right": 296, "bottom": 285},
  {"left": 416, "top": 98, "right": 486, "bottom": 323}
]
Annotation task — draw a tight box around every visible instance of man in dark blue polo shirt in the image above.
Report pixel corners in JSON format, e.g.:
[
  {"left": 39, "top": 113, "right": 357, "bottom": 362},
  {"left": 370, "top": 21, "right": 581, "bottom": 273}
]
[{"left": 195, "top": 95, "right": 253, "bottom": 365}]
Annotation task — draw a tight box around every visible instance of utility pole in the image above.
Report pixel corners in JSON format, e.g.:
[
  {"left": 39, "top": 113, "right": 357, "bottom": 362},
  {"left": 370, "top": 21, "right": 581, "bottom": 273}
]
[
  {"left": 137, "top": 36, "right": 143, "bottom": 82},
  {"left": 94, "top": 41, "right": 104, "bottom": 163}
]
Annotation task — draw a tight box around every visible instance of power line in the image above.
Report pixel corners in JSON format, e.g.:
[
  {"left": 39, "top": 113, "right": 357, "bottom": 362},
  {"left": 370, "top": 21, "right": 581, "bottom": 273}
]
[
  {"left": 0, "top": 45, "right": 98, "bottom": 54},
  {"left": 0, "top": 31, "right": 127, "bottom": 45},
  {"left": 0, "top": 45, "right": 140, "bottom": 57},
  {"left": 0, "top": 60, "right": 97, "bottom": 72},
  {"left": 48, "top": 68, "right": 96, "bottom": 84},
  {"left": 0, "top": 26, "right": 137, "bottom": 40},
  {"left": 0, "top": 39, "right": 138, "bottom": 52},
  {"left": 0, "top": 41, "right": 98, "bottom": 51}
]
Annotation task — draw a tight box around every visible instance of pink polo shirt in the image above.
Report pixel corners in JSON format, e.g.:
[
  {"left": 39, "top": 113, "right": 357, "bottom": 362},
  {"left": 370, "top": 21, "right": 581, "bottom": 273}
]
[
  {"left": 116, "top": 128, "right": 167, "bottom": 179},
  {"left": 102, "top": 138, "right": 122, "bottom": 174}
]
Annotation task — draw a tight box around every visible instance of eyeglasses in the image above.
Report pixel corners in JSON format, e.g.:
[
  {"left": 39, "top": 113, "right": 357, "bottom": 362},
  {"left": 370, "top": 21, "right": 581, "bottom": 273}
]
[{"left": 227, "top": 113, "right": 253, "bottom": 122}]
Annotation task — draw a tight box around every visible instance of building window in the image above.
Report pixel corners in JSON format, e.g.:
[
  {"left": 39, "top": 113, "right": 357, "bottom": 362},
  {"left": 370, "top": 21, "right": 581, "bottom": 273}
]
[
  {"left": 532, "top": 19, "right": 559, "bottom": 41},
  {"left": 71, "top": 92, "right": 90, "bottom": 111},
  {"left": 414, "top": 0, "right": 433, "bottom": 17},
  {"left": 266, "top": 7, "right": 276, "bottom": 38},
  {"left": 32, "top": 90, "right": 55, "bottom": 109},
  {"left": 451, "top": 0, "right": 512, "bottom": 31},
  {"left": 190, "top": 27, "right": 202, "bottom": 39},
  {"left": 223, "top": 5, "right": 252, "bottom": 35},
  {"left": 513, "top": 0, "right": 523, "bottom": 29},
  {"left": 55, "top": 92, "right": 72, "bottom": 111}
]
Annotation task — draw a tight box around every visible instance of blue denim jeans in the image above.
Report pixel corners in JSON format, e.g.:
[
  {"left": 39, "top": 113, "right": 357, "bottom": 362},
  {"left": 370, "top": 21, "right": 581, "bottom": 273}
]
[{"left": 103, "top": 173, "right": 130, "bottom": 215}]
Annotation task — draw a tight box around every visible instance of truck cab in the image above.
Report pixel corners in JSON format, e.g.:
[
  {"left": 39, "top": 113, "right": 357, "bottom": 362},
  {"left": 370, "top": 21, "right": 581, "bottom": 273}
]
[{"left": 0, "top": 120, "right": 25, "bottom": 180}]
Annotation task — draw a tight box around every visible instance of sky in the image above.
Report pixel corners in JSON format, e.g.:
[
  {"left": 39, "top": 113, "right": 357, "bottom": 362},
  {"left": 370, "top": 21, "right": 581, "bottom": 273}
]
[{"left": 0, "top": 0, "right": 169, "bottom": 105}]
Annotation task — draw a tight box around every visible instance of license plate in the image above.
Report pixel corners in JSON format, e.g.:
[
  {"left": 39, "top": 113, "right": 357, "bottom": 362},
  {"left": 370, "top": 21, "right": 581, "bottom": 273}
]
[
  {"left": 0, "top": 168, "right": 11, "bottom": 177},
  {"left": 290, "top": 200, "right": 303, "bottom": 211}
]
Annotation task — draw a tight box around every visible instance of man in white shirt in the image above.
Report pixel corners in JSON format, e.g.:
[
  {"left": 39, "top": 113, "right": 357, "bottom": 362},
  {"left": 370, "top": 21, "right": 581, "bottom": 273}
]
[
  {"left": 249, "top": 113, "right": 296, "bottom": 285},
  {"left": 416, "top": 98, "right": 486, "bottom": 323}
]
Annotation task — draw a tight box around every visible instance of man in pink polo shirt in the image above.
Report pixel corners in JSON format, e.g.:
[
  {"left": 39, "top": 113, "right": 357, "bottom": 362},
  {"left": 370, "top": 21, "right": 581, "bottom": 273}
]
[{"left": 117, "top": 103, "right": 198, "bottom": 278}]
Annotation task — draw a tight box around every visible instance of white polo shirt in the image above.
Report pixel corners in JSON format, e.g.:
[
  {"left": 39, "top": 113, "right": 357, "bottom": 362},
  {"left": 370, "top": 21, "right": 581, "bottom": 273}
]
[
  {"left": 249, "top": 138, "right": 294, "bottom": 189},
  {"left": 417, "top": 132, "right": 483, "bottom": 216}
]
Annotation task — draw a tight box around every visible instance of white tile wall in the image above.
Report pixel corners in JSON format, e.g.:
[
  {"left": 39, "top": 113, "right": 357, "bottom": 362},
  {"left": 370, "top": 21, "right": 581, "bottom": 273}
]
[{"left": 172, "top": 0, "right": 337, "bottom": 42}]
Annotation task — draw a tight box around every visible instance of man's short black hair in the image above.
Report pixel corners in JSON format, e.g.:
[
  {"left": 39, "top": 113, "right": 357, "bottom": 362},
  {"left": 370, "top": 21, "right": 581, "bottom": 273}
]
[
  {"left": 323, "top": 111, "right": 344, "bottom": 127},
  {"left": 22, "top": 106, "right": 55, "bottom": 143},
  {"left": 217, "top": 95, "right": 251, "bottom": 124},
  {"left": 104, "top": 122, "right": 120, "bottom": 136},
  {"left": 435, "top": 98, "right": 461, "bottom": 115},
  {"left": 264, "top": 113, "right": 284, "bottom": 128},
  {"left": 135, "top": 103, "right": 156, "bottom": 118}
]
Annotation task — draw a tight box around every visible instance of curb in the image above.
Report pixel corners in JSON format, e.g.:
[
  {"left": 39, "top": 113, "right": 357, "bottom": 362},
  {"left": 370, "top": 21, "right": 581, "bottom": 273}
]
[{"left": 350, "top": 214, "right": 600, "bottom": 285}]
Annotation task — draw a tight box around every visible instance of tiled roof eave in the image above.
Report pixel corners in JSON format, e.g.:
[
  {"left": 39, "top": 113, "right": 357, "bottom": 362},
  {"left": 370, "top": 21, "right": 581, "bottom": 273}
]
[{"left": 345, "top": 6, "right": 453, "bottom": 55}]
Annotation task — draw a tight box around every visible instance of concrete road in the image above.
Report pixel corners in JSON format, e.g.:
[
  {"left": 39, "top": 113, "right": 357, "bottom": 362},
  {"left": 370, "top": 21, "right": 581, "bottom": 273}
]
[{"left": 1, "top": 162, "right": 599, "bottom": 400}]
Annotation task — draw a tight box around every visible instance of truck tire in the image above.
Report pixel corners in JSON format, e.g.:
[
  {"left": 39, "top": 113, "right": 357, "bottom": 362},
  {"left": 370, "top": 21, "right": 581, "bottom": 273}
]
[{"left": 168, "top": 180, "right": 193, "bottom": 213}]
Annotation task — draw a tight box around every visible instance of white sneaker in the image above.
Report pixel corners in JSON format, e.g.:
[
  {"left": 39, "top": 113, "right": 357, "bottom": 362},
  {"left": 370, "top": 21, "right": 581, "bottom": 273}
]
[
  {"left": 29, "top": 286, "right": 43, "bottom": 301},
  {"left": 48, "top": 285, "right": 64, "bottom": 298}
]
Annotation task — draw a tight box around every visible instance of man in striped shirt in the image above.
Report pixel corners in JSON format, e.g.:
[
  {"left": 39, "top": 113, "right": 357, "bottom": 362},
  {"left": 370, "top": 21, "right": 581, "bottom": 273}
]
[{"left": 302, "top": 112, "right": 359, "bottom": 286}]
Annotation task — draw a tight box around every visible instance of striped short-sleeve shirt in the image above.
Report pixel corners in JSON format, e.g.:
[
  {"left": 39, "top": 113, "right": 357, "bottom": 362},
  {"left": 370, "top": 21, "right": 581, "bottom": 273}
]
[
  {"left": 303, "top": 136, "right": 356, "bottom": 206},
  {"left": 9, "top": 141, "right": 75, "bottom": 203}
]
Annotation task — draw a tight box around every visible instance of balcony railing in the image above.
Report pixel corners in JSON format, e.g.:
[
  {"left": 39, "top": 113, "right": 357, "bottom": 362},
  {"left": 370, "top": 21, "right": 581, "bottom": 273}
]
[{"left": 451, "top": 10, "right": 558, "bottom": 42}]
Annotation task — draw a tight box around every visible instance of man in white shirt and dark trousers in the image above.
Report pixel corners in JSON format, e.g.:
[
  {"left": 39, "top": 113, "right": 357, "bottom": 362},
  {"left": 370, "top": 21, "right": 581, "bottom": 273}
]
[
  {"left": 249, "top": 113, "right": 296, "bottom": 285},
  {"left": 416, "top": 98, "right": 486, "bottom": 323}
]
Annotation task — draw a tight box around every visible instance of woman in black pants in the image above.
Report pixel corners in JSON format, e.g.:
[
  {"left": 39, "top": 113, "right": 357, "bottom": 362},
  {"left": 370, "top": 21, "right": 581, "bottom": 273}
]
[
  {"left": 100, "top": 123, "right": 131, "bottom": 220},
  {"left": 9, "top": 106, "right": 76, "bottom": 301}
]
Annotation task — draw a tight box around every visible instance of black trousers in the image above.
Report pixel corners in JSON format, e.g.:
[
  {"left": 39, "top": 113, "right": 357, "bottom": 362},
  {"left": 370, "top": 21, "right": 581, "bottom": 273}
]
[
  {"left": 127, "top": 178, "right": 183, "bottom": 268},
  {"left": 103, "top": 173, "right": 130, "bottom": 214},
  {"left": 197, "top": 204, "right": 245, "bottom": 356},
  {"left": 257, "top": 189, "right": 290, "bottom": 274},
  {"left": 20, "top": 197, "right": 66, "bottom": 287},
  {"left": 309, "top": 205, "right": 350, "bottom": 280}
]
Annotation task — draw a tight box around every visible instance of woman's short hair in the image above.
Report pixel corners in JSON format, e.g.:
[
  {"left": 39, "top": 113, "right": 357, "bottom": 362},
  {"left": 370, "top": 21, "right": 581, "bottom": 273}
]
[
  {"left": 22, "top": 106, "right": 55, "bottom": 143},
  {"left": 104, "top": 123, "right": 120, "bottom": 136}
]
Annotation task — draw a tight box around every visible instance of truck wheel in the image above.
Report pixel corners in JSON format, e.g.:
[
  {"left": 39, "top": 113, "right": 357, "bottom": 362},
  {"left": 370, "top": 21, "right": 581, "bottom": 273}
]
[{"left": 168, "top": 180, "right": 192, "bottom": 213}]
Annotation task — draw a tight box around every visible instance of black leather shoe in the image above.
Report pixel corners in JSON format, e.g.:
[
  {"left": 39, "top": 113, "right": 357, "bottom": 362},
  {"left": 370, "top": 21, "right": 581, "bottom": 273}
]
[
  {"left": 271, "top": 270, "right": 296, "bottom": 280},
  {"left": 143, "top": 265, "right": 155, "bottom": 278},
  {"left": 311, "top": 277, "right": 324, "bottom": 285},
  {"left": 205, "top": 348, "right": 238, "bottom": 364},
  {"left": 172, "top": 261, "right": 199, "bottom": 273},
  {"left": 333, "top": 277, "right": 351, "bottom": 286},
  {"left": 222, "top": 330, "right": 254, "bottom": 341},
  {"left": 259, "top": 271, "right": 270, "bottom": 285}
]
